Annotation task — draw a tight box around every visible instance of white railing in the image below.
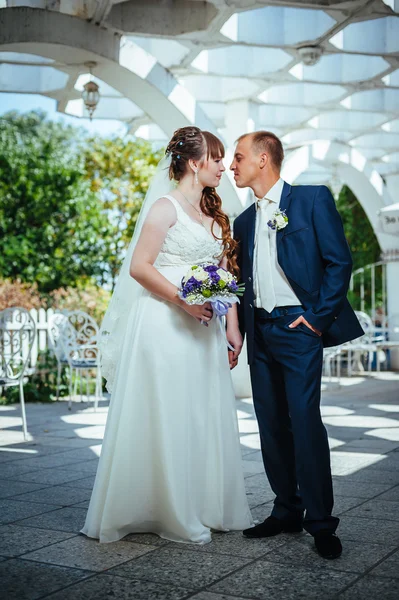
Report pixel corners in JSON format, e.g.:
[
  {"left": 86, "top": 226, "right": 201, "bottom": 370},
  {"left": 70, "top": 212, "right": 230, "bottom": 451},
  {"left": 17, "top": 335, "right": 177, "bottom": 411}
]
[{"left": 350, "top": 261, "right": 387, "bottom": 328}]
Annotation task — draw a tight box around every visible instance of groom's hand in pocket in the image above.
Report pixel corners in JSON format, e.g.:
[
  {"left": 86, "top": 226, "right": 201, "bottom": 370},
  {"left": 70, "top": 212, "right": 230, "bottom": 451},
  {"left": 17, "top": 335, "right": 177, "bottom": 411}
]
[{"left": 289, "top": 315, "right": 322, "bottom": 336}]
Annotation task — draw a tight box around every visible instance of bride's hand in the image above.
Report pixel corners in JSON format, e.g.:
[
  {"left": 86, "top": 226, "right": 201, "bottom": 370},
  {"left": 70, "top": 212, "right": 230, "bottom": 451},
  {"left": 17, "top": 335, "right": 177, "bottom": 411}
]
[
  {"left": 227, "top": 328, "right": 243, "bottom": 370},
  {"left": 182, "top": 302, "right": 213, "bottom": 323}
]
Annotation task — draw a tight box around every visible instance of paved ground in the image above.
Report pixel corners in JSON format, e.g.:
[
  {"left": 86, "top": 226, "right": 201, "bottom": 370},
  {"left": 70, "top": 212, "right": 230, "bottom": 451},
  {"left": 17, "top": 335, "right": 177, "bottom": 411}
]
[{"left": 1, "top": 373, "right": 399, "bottom": 600}]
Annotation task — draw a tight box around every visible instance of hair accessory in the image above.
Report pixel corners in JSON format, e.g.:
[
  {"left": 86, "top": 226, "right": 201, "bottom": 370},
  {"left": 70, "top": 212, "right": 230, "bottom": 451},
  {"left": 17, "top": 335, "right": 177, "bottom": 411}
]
[
  {"left": 178, "top": 141, "right": 183, "bottom": 146},
  {"left": 177, "top": 155, "right": 181, "bottom": 159}
]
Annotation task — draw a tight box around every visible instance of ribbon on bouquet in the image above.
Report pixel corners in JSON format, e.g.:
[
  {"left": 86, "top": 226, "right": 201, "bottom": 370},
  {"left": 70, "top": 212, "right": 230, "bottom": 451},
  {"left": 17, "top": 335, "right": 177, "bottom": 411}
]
[{"left": 201, "top": 300, "right": 235, "bottom": 351}]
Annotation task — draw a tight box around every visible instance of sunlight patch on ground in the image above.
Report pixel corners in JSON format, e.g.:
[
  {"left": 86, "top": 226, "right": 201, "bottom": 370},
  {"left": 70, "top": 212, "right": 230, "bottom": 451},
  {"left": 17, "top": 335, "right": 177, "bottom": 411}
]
[
  {"left": 328, "top": 437, "right": 346, "bottom": 449},
  {"left": 331, "top": 450, "right": 385, "bottom": 476},
  {"left": 0, "top": 447, "right": 38, "bottom": 455},
  {"left": 88, "top": 444, "right": 102, "bottom": 457},
  {"left": 61, "top": 413, "right": 108, "bottom": 426},
  {"left": 240, "top": 433, "right": 261, "bottom": 450},
  {"left": 369, "top": 404, "right": 399, "bottom": 413},
  {"left": 73, "top": 426, "right": 105, "bottom": 439},
  {"left": 330, "top": 377, "right": 366, "bottom": 387},
  {"left": 236, "top": 409, "right": 253, "bottom": 420},
  {"left": 239, "top": 397, "right": 255, "bottom": 405},
  {"left": 365, "top": 428, "right": 399, "bottom": 441},
  {"left": 238, "top": 419, "right": 260, "bottom": 434},
  {"left": 323, "top": 415, "right": 399, "bottom": 428},
  {"left": 321, "top": 406, "right": 354, "bottom": 417},
  {"left": 0, "top": 416, "right": 26, "bottom": 429}
]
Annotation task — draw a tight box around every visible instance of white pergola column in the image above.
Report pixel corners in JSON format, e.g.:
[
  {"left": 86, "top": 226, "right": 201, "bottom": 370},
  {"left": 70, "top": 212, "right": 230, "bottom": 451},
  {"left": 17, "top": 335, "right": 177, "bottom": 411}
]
[
  {"left": 386, "top": 261, "right": 399, "bottom": 368},
  {"left": 225, "top": 100, "right": 255, "bottom": 149}
]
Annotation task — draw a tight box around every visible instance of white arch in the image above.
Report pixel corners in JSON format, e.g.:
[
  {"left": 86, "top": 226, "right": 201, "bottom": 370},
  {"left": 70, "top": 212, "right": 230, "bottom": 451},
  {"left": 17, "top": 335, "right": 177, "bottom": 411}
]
[
  {"left": 282, "top": 140, "right": 396, "bottom": 252},
  {"left": 0, "top": 7, "right": 242, "bottom": 213}
]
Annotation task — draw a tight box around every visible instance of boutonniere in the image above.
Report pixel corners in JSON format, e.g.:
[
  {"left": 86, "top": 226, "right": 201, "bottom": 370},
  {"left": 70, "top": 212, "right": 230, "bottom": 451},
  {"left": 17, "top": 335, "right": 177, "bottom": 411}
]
[{"left": 267, "top": 209, "right": 288, "bottom": 231}]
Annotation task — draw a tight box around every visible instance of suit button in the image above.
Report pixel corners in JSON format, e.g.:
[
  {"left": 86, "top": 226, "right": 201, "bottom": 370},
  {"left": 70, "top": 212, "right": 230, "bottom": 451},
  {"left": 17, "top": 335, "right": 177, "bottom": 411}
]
[
  {"left": 249, "top": 304, "right": 253, "bottom": 309},
  {"left": 248, "top": 276, "right": 252, "bottom": 281}
]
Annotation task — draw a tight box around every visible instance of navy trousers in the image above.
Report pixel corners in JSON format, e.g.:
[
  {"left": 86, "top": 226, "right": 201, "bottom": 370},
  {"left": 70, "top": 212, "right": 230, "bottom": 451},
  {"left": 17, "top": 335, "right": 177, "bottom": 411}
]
[{"left": 250, "top": 310, "right": 339, "bottom": 535}]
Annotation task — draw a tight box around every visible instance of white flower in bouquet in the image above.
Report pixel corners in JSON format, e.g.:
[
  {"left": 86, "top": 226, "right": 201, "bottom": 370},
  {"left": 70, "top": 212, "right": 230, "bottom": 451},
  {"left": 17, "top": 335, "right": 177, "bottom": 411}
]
[
  {"left": 195, "top": 268, "right": 209, "bottom": 282},
  {"left": 216, "top": 268, "right": 229, "bottom": 282}
]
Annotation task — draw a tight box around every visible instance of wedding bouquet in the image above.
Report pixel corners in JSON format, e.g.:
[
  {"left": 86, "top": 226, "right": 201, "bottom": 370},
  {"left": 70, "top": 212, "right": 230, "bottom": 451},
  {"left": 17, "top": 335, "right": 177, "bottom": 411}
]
[
  {"left": 179, "top": 263, "right": 244, "bottom": 304},
  {"left": 178, "top": 264, "right": 244, "bottom": 347}
]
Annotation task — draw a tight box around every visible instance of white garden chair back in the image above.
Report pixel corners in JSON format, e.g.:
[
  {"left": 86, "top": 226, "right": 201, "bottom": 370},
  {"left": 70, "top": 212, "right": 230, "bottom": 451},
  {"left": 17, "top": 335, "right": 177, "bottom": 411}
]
[
  {"left": 66, "top": 310, "right": 99, "bottom": 345},
  {"left": 0, "top": 307, "right": 36, "bottom": 440},
  {"left": 48, "top": 312, "right": 71, "bottom": 401},
  {"left": 60, "top": 314, "right": 102, "bottom": 411}
]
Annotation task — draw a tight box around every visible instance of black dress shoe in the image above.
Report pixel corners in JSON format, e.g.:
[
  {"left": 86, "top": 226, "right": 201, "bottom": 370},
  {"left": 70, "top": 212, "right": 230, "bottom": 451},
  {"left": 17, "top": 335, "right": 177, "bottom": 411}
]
[
  {"left": 314, "top": 531, "right": 342, "bottom": 559},
  {"left": 243, "top": 516, "right": 303, "bottom": 538}
]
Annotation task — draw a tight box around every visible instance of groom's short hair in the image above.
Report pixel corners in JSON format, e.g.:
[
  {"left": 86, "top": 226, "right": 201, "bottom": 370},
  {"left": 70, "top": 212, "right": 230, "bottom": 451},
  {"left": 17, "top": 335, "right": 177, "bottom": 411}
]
[{"left": 237, "top": 131, "right": 284, "bottom": 170}]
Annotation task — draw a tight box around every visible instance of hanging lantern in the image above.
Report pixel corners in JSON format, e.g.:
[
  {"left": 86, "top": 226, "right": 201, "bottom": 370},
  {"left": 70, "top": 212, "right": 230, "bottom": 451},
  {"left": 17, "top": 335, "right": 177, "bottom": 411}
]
[{"left": 82, "top": 62, "right": 100, "bottom": 120}]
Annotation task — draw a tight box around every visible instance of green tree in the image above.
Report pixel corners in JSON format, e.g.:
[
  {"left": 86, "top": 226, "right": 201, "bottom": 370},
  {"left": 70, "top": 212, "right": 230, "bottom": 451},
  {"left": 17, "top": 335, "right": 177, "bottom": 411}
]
[
  {"left": 336, "top": 185, "right": 382, "bottom": 311},
  {"left": 84, "top": 137, "right": 163, "bottom": 289},
  {"left": 0, "top": 111, "right": 107, "bottom": 294}
]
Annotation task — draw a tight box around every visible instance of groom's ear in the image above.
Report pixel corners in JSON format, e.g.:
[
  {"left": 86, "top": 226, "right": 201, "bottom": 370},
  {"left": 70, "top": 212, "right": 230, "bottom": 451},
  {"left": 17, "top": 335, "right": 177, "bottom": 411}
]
[{"left": 259, "top": 152, "right": 268, "bottom": 169}]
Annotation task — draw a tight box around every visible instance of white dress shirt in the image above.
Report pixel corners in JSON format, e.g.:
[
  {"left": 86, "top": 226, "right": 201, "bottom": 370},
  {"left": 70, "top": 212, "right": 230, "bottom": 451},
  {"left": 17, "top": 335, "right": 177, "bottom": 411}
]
[{"left": 253, "top": 178, "right": 301, "bottom": 309}]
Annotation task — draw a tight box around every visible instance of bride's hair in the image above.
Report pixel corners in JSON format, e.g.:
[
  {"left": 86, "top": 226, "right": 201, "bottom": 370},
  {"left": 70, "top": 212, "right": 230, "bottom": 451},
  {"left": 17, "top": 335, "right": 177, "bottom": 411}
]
[{"left": 165, "top": 126, "right": 239, "bottom": 277}]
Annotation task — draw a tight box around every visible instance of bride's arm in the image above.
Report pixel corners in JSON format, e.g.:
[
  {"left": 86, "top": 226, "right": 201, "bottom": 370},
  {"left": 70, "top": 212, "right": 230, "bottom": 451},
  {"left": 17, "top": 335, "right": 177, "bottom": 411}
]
[{"left": 130, "top": 198, "right": 213, "bottom": 323}]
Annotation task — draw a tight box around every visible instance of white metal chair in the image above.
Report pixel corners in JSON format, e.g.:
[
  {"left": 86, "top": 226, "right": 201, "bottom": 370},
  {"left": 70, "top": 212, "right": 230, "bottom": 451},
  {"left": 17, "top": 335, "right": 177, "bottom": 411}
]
[
  {"left": 323, "top": 346, "right": 342, "bottom": 388},
  {"left": 60, "top": 314, "right": 103, "bottom": 411},
  {"left": 0, "top": 307, "right": 36, "bottom": 440},
  {"left": 340, "top": 311, "right": 384, "bottom": 376},
  {"left": 375, "top": 313, "right": 399, "bottom": 372},
  {"left": 48, "top": 312, "right": 70, "bottom": 401}
]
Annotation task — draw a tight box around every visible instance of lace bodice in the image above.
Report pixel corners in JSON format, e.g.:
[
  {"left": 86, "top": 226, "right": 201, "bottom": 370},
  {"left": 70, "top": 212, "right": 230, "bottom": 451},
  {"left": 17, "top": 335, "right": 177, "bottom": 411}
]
[{"left": 155, "top": 195, "right": 223, "bottom": 268}]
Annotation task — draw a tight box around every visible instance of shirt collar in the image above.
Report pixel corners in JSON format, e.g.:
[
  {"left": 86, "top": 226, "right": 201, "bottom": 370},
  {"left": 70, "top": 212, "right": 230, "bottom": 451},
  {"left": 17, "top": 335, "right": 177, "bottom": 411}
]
[{"left": 256, "top": 178, "right": 284, "bottom": 208}]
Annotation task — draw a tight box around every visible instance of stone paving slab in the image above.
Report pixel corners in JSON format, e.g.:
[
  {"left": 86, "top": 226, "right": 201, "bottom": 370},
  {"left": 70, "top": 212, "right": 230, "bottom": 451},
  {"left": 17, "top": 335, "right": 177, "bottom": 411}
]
[
  {"left": 338, "top": 515, "right": 399, "bottom": 544},
  {"left": 338, "top": 575, "right": 399, "bottom": 599},
  {"left": 190, "top": 594, "right": 253, "bottom": 600},
  {"left": 16, "top": 506, "right": 88, "bottom": 533},
  {"left": 345, "top": 498, "right": 399, "bottom": 521},
  {"left": 110, "top": 546, "right": 253, "bottom": 590},
  {"left": 169, "top": 531, "right": 289, "bottom": 559},
  {"left": 0, "top": 499, "right": 60, "bottom": 525},
  {"left": 260, "top": 534, "right": 396, "bottom": 575},
  {"left": 43, "top": 573, "right": 192, "bottom": 600},
  {"left": 368, "top": 548, "right": 399, "bottom": 579},
  {"left": 0, "top": 558, "right": 92, "bottom": 600},
  {"left": 378, "top": 485, "right": 399, "bottom": 502},
  {"left": 22, "top": 535, "right": 157, "bottom": 572},
  {"left": 0, "top": 525, "right": 76, "bottom": 557},
  {"left": 4, "top": 467, "right": 90, "bottom": 487},
  {"left": 209, "top": 559, "right": 358, "bottom": 600},
  {"left": 0, "top": 374, "right": 399, "bottom": 600},
  {"left": 13, "top": 484, "right": 91, "bottom": 507},
  {"left": 0, "top": 480, "right": 48, "bottom": 500}
]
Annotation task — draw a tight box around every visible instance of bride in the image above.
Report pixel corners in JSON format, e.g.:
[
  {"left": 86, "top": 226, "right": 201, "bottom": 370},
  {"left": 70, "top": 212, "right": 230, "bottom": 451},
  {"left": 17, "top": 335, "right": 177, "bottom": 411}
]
[{"left": 81, "top": 126, "right": 252, "bottom": 545}]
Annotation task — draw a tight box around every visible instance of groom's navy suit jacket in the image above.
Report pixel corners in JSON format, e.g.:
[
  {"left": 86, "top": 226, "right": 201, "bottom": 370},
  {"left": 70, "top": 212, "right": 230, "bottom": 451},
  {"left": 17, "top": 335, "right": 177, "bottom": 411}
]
[{"left": 233, "top": 182, "right": 364, "bottom": 364}]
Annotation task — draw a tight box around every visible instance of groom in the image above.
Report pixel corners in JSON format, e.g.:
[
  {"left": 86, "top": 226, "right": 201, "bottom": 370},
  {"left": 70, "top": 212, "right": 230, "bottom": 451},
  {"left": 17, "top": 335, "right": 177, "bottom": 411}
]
[{"left": 231, "top": 131, "right": 363, "bottom": 559}]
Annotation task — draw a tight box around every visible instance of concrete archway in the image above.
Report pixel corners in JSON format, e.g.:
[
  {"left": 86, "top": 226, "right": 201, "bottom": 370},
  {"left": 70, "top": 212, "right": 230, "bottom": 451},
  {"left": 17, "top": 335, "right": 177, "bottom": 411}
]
[{"left": 0, "top": 7, "right": 242, "bottom": 213}]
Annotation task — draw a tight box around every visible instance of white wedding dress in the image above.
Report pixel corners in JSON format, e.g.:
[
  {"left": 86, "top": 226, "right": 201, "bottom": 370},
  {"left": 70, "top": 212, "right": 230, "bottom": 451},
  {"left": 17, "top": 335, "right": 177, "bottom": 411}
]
[{"left": 81, "top": 195, "right": 252, "bottom": 544}]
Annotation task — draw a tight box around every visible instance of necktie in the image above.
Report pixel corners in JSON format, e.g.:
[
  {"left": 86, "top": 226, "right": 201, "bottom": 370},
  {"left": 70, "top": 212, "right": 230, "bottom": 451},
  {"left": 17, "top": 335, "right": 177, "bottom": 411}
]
[{"left": 257, "top": 200, "right": 276, "bottom": 312}]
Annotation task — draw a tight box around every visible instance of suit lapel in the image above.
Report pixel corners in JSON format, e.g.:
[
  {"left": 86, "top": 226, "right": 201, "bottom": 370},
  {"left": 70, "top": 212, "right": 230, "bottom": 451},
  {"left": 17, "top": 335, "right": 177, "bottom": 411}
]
[{"left": 277, "top": 181, "right": 292, "bottom": 247}]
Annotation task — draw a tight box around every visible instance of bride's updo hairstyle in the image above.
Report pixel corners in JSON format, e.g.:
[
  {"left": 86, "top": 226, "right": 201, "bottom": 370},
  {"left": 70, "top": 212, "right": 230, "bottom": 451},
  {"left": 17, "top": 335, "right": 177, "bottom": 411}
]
[{"left": 165, "top": 126, "right": 239, "bottom": 277}]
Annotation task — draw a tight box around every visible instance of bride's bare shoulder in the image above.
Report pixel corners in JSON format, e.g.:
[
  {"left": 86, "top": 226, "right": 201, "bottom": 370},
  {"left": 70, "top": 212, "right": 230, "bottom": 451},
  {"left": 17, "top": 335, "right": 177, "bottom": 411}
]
[{"left": 145, "top": 196, "right": 178, "bottom": 227}]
